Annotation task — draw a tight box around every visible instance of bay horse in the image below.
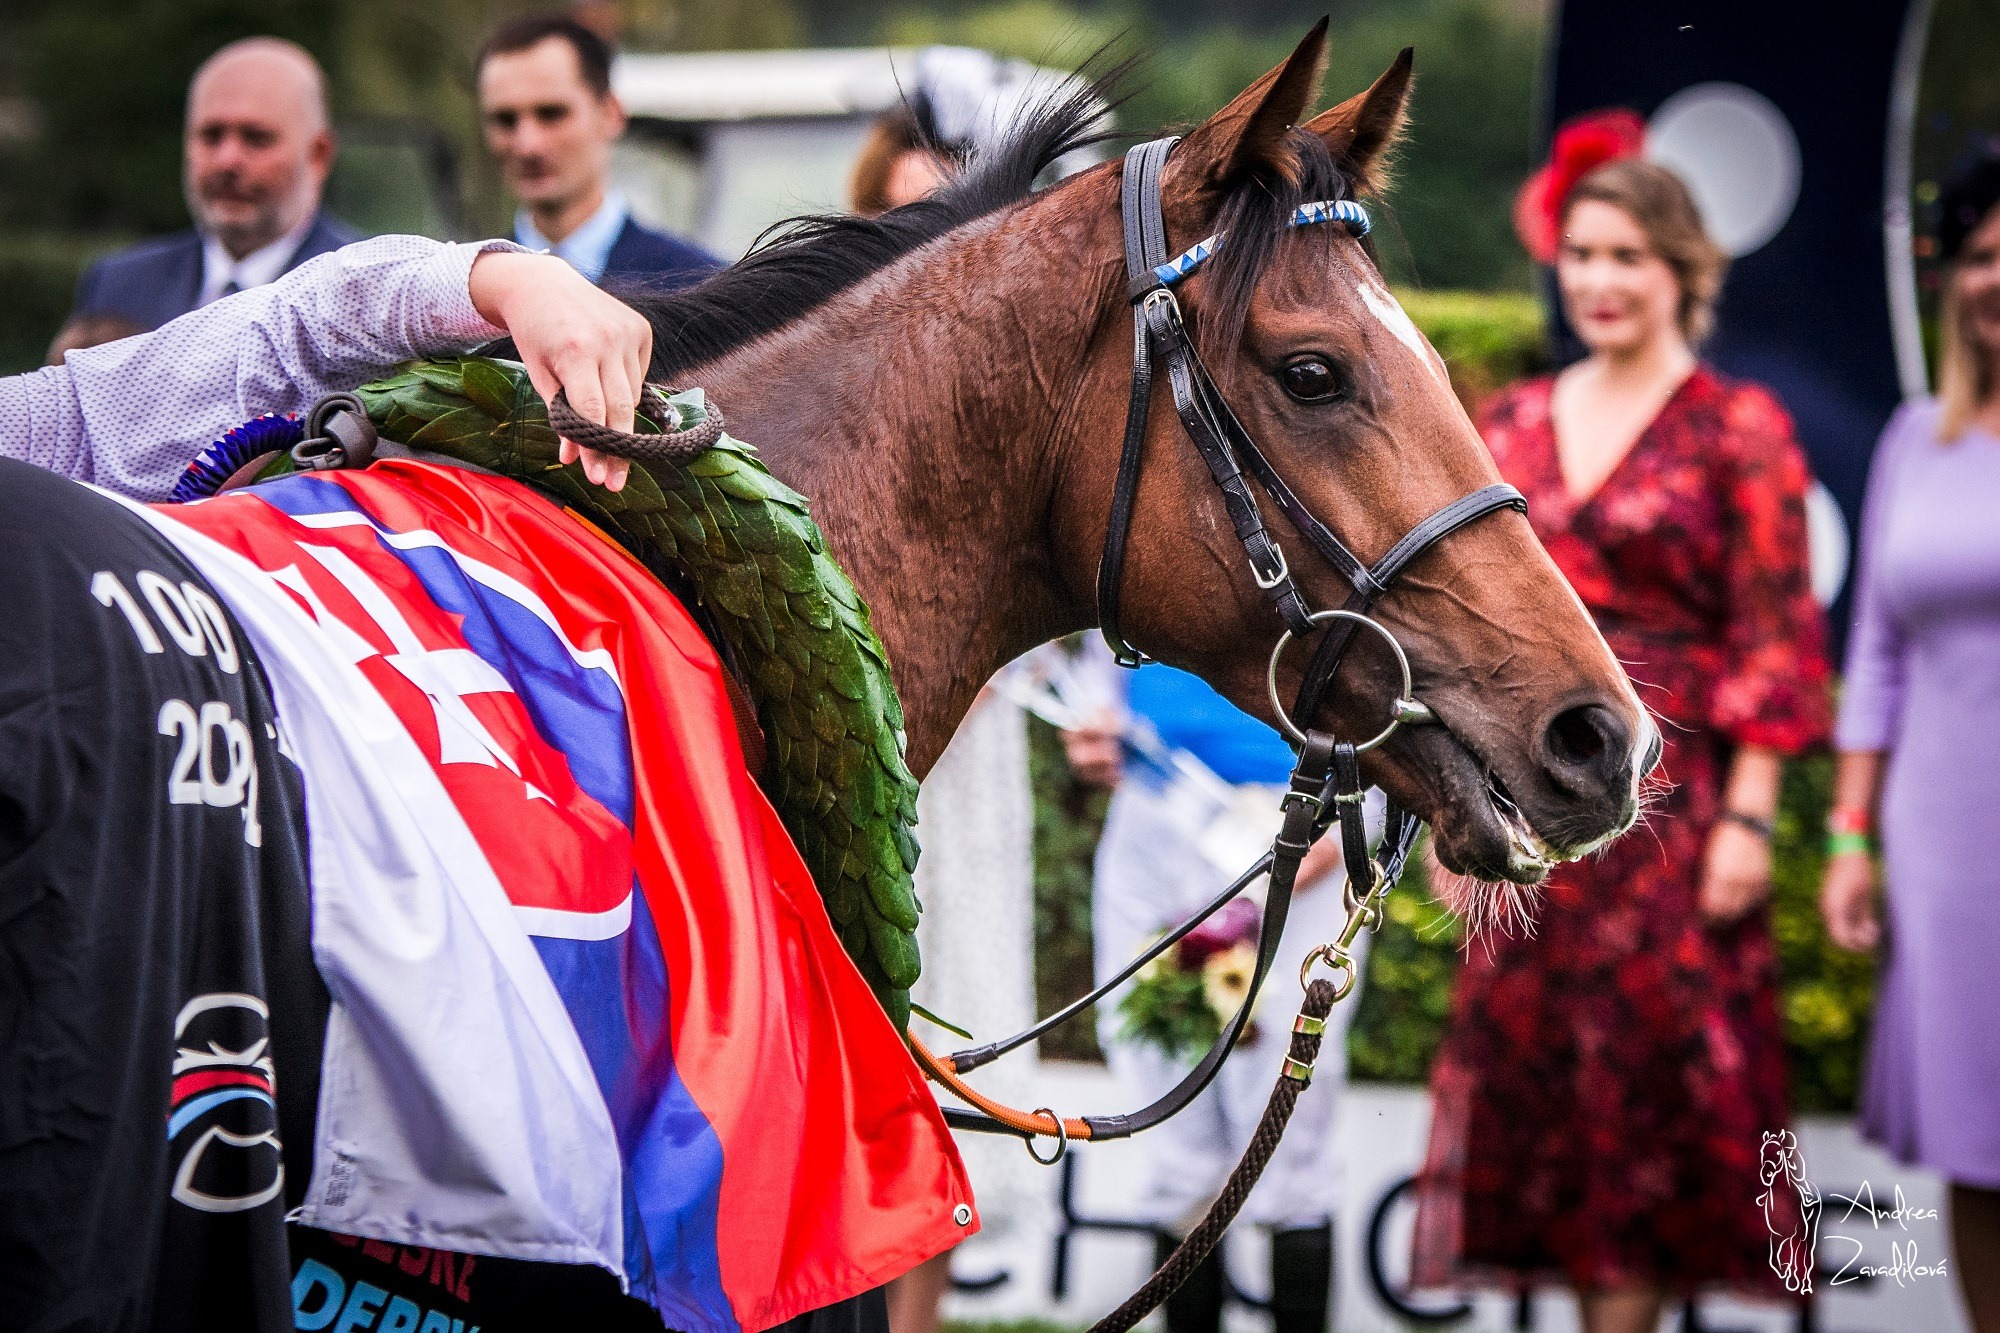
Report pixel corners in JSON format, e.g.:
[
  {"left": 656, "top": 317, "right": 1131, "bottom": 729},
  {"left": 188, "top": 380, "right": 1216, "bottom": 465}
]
[
  {"left": 0, "top": 24, "right": 1657, "bottom": 1333},
  {"left": 635, "top": 29, "right": 1654, "bottom": 881}
]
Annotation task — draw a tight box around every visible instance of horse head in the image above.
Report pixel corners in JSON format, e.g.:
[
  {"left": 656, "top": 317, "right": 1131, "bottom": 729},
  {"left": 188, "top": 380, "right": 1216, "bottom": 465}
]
[
  {"left": 643, "top": 25, "right": 1657, "bottom": 890},
  {"left": 1058, "top": 25, "right": 1657, "bottom": 883}
]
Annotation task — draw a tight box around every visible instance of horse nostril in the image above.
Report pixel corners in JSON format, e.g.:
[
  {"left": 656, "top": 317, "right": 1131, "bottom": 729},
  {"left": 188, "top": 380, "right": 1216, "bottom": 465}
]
[
  {"left": 1543, "top": 703, "right": 1625, "bottom": 782},
  {"left": 1547, "top": 706, "right": 1606, "bottom": 764}
]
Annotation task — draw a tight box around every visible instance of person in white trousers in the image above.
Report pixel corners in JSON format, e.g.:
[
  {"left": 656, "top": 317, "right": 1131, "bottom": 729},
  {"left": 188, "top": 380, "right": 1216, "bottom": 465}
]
[{"left": 1065, "top": 655, "right": 1363, "bottom": 1333}]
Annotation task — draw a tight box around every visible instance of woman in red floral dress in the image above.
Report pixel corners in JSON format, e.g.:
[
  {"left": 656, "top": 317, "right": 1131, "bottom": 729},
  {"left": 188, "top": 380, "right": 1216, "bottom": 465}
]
[{"left": 1410, "top": 114, "right": 1832, "bottom": 1333}]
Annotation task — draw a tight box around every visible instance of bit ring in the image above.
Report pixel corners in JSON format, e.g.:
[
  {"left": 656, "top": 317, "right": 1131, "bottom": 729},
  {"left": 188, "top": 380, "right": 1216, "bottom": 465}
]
[{"left": 1266, "top": 609, "right": 1430, "bottom": 750}]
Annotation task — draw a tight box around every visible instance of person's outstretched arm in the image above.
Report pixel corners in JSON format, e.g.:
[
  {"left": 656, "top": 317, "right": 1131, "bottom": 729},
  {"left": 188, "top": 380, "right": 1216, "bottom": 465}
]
[{"left": 0, "top": 235, "right": 652, "bottom": 498}]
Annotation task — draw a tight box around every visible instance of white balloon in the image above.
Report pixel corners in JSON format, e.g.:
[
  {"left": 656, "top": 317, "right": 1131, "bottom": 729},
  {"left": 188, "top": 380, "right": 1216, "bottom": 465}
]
[{"left": 1647, "top": 82, "right": 1802, "bottom": 258}]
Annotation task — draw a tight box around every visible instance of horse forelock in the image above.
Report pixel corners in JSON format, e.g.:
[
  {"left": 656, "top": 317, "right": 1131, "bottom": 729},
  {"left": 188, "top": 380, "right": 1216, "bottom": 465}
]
[{"left": 1194, "top": 128, "right": 1361, "bottom": 362}]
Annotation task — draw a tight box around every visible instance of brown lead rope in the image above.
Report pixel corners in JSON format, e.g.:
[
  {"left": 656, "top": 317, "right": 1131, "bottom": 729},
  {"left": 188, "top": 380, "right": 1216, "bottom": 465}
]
[
  {"left": 1087, "top": 977, "right": 1340, "bottom": 1333},
  {"left": 547, "top": 385, "right": 727, "bottom": 463}
]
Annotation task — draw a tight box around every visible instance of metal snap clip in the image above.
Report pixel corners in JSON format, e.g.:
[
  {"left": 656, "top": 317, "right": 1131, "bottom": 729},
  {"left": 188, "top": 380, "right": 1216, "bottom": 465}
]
[{"left": 1299, "top": 943, "right": 1357, "bottom": 1001}]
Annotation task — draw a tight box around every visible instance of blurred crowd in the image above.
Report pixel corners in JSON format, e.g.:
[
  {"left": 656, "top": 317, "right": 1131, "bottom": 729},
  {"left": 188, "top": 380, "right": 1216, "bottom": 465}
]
[
  {"left": 14, "top": 8, "right": 2000, "bottom": 1333},
  {"left": 45, "top": 14, "right": 718, "bottom": 364}
]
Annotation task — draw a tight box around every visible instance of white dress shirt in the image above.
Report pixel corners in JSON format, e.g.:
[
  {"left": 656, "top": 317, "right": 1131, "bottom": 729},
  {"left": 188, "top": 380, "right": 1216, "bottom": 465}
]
[
  {"left": 2, "top": 235, "right": 521, "bottom": 499},
  {"left": 515, "top": 192, "right": 629, "bottom": 284},
  {"left": 197, "top": 215, "right": 319, "bottom": 308}
]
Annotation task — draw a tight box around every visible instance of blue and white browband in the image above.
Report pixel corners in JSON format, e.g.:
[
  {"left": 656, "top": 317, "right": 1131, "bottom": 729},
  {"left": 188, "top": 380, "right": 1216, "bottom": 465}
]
[{"left": 1152, "top": 199, "right": 1371, "bottom": 290}]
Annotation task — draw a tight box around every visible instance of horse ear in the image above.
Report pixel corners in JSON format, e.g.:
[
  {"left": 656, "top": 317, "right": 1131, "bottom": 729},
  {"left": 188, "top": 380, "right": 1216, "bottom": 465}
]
[
  {"left": 1167, "top": 18, "right": 1329, "bottom": 200},
  {"left": 1305, "top": 47, "right": 1414, "bottom": 197}
]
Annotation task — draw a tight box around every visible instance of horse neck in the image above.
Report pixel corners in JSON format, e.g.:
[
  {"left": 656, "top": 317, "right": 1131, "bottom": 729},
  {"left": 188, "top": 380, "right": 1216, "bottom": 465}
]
[{"left": 690, "top": 183, "right": 1123, "bottom": 775}]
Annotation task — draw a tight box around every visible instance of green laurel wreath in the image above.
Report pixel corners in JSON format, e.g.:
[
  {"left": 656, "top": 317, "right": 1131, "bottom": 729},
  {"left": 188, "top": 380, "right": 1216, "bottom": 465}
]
[{"left": 331, "top": 357, "right": 922, "bottom": 1027}]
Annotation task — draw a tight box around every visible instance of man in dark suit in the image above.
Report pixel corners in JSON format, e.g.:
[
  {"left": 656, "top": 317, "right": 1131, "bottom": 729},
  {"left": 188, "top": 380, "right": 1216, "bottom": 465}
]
[
  {"left": 50, "top": 38, "right": 357, "bottom": 361},
  {"left": 477, "top": 15, "right": 722, "bottom": 292}
]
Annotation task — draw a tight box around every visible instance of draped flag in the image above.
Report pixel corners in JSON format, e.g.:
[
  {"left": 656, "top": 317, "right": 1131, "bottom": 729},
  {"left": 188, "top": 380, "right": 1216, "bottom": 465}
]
[{"left": 125, "top": 461, "right": 974, "bottom": 1332}]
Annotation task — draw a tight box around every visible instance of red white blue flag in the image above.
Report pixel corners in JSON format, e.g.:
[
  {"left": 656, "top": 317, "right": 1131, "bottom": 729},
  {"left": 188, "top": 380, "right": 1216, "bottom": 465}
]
[{"left": 123, "top": 462, "right": 973, "bottom": 1332}]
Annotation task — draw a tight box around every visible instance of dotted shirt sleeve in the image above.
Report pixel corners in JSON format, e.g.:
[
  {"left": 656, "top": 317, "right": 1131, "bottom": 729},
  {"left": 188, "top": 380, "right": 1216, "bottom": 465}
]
[{"left": 0, "top": 235, "right": 521, "bottom": 500}]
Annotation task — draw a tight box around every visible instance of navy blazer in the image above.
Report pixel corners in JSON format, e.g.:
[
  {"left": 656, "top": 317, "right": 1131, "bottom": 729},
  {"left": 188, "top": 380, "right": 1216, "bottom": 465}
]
[
  {"left": 69, "top": 211, "right": 359, "bottom": 333},
  {"left": 600, "top": 217, "right": 723, "bottom": 292}
]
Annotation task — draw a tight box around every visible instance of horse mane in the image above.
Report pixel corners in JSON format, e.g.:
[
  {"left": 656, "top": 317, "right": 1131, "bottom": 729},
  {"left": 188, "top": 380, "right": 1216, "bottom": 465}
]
[
  {"left": 624, "top": 63, "right": 1127, "bottom": 381},
  {"left": 623, "top": 57, "right": 1365, "bottom": 380}
]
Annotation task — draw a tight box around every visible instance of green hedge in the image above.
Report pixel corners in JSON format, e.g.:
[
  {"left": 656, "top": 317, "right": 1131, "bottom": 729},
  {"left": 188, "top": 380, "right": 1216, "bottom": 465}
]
[
  {"left": 1771, "top": 756, "right": 1878, "bottom": 1113},
  {"left": 1026, "top": 291, "right": 1877, "bottom": 1114},
  {"left": 1395, "top": 288, "right": 1547, "bottom": 411},
  {"left": 0, "top": 232, "right": 115, "bottom": 375},
  {"left": 1028, "top": 712, "right": 1111, "bottom": 1064}
]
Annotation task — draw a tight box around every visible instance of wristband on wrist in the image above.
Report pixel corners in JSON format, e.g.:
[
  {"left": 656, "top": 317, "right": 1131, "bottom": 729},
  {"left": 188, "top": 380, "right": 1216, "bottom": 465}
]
[
  {"left": 1719, "top": 809, "right": 1774, "bottom": 840},
  {"left": 1826, "top": 806, "right": 1874, "bottom": 858}
]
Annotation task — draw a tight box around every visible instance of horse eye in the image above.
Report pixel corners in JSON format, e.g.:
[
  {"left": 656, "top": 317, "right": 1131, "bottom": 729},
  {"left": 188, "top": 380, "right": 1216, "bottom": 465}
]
[{"left": 1280, "top": 356, "right": 1342, "bottom": 404}]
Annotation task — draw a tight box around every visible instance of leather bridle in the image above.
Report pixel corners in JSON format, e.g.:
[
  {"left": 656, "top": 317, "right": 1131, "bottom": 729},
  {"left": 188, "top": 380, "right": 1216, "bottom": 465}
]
[
  {"left": 1095, "top": 132, "right": 1527, "bottom": 905},
  {"left": 925, "top": 136, "right": 1529, "bottom": 1146},
  {"left": 1096, "top": 134, "right": 1527, "bottom": 716}
]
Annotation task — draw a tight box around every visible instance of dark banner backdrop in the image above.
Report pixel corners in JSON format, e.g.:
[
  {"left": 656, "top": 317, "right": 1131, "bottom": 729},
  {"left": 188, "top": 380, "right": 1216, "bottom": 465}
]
[{"left": 1542, "top": 0, "right": 1931, "bottom": 634}]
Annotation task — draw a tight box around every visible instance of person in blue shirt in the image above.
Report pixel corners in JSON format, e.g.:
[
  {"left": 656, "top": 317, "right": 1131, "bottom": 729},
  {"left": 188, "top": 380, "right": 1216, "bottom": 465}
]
[
  {"left": 1129, "top": 665, "right": 1300, "bottom": 786},
  {"left": 1065, "top": 658, "right": 1362, "bottom": 1333},
  {"left": 477, "top": 16, "right": 722, "bottom": 291}
]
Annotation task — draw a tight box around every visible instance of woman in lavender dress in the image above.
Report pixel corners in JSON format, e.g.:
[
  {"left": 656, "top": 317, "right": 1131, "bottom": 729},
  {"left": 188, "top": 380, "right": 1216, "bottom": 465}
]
[{"left": 1820, "top": 163, "right": 2000, "bottom": 1332}]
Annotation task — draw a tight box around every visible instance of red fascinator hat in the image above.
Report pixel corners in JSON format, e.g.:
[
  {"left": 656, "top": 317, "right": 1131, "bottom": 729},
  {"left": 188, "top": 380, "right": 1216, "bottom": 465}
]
[{"left": 1513, "top": 108, "right": 1647, "bottom": 264}]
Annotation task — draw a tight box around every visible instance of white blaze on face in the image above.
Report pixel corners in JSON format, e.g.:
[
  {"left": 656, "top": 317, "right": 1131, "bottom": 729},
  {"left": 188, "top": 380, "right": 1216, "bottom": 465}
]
[{"left": 1358, "top": 281, "right": 1449, "bottom": 385}]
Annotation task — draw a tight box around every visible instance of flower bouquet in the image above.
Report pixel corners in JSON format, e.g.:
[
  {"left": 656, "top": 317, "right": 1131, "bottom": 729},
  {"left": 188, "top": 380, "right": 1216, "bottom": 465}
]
[{"left": 1117, "top": 897, "right": 1262, "bottom": 1058}]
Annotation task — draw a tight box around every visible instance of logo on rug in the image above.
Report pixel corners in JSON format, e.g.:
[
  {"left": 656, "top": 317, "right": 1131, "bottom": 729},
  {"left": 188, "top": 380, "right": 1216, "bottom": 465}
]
[{"left": 169, "top": 991, "right": 283, "bottom": 1213}]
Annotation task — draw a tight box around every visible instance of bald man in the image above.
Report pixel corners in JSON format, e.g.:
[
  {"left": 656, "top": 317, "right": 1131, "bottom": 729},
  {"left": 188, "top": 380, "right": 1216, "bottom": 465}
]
[{"left": 50, "top": 37, "right": 357, "bottom": 360}]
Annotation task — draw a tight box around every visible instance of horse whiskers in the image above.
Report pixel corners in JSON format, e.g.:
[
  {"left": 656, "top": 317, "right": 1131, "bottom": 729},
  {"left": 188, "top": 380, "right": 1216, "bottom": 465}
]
[
  {"left": 1635, "top": 765, "right": 1674, "bottom": 820},
  {"left": 1429, "top": 860, "right": 1543, "bottom": 949}
]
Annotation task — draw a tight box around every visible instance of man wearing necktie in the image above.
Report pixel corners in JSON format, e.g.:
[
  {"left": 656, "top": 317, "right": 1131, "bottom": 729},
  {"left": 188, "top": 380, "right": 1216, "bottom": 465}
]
[
  {"left": 48, "top": 37, "right": 357, "bottom": 363},
  {"left": 477, "top": 15, "right": 722, "bottom": 291}
]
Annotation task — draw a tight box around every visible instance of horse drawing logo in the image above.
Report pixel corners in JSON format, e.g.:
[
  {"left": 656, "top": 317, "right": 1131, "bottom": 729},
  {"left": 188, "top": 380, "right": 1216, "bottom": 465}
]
[
  {"left": 168, "top": 991, "right": 283, "bottom": 1214},
  {"left": 1759, "top": 1128, "right": 1822, "bottom": 1293}
]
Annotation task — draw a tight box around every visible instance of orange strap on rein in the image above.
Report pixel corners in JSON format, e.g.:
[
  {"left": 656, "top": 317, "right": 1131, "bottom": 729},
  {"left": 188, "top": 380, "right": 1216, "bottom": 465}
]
[{"left": 906, "top": 1033, "right": 1093, "bottom": 1144}]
